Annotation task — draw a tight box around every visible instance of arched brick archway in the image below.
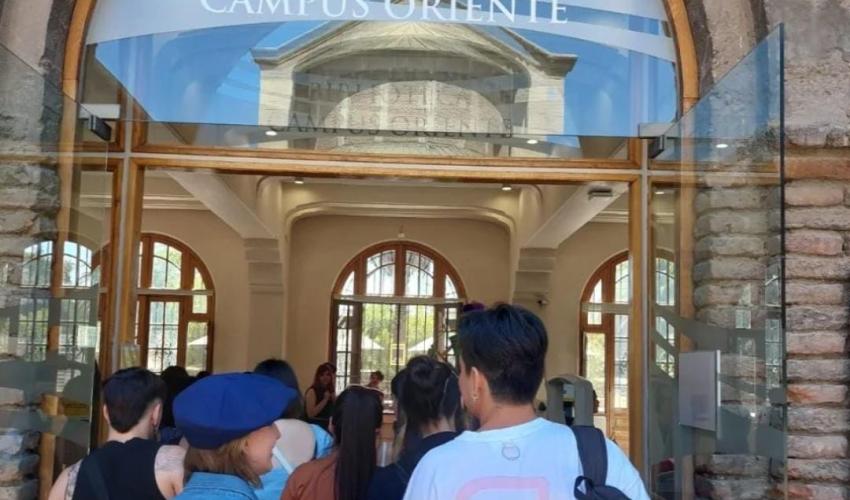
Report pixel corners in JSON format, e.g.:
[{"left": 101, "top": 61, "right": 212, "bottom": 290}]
[{"left": 3, "top": 1, "right": 850, "bottom": 498}]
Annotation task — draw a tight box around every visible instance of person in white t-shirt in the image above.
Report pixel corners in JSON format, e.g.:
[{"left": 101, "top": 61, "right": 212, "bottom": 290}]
[{"left": 402, "top": 304, "right": 649, "bottom": 500}]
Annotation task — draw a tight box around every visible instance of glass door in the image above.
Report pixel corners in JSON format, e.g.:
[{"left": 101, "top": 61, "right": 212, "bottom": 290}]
[
  {"left": 647, "top": 27, "right": 785, "bottom": 499},
  {"left": 0, "top": 42, "right": 113, "bottom": 496}
]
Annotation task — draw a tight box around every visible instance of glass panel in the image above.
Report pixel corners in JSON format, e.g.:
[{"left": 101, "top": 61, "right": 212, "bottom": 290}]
[
  {"left": 151, "top": 242, "right": 182, "bottom": 289},
  {"left": 334, "top": 302, "right": 355, "bottom": 392},
  {"left": 404, "top": 251, "right": 434, "bottom": 297},
  {"left": 193, "top": 295, "right": 208, "bottom": 315},
  {"left": 340, "top": 271, "right": 355, "bottom": 296},
  {"left": 360, "top": 303, "right": 397, "bottom": 389},
  {"left": 445, "top": 276, "right": 459, "bottom": 300},
  {"left": 439, "top": 305, "right": 460, "bottom": 368},
  {"left": 186, "top": 322, "right": 208, "bottom": 375},
  {"left": 147, "top": 301, "right": 181, "bottom": 373},
  {"left": 587, "top": 280, "right": 603, "bottom": 325},
  {"left": 88, "top": 2, "right": 679, "bottom": 158},
  {"left": 365, "top": 250, "right": 395, "bottom": 296},
  {"left": 613, "top": 314, "right": 629, "bottom": 409},
  {"left": 192, "top": 269, "right": 207, "bottom": 290},
  {"left": 647, "top": 28, "right": 785, "bottom": 499},
  {"left": 584, "top": 332, "right": 607, "bottom": 422},
  {"left": 0, "top": 39, "right": 112, "bottom": 485},
  {"left": 192, "top": 268, "right": 209, "bottom": 313},
  {"left": 655, "top": 257, "right": 676, "bottom": 306},
  {"left": 21, "top": 241, "right": 53, "bottom": 288},
  {"left": 614, "top": 260, "right": 630, "bottom": 304},
  {"left": 403, "top": 304, "right": 436, "bottom": 358}
]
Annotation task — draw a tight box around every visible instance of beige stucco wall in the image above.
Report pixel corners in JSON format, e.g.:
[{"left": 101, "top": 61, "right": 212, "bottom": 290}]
[
  {"left": 286, "top": 214, "right": 512, "bottom": 385},
  {"left": 544, "top": 222, "right": 628, "bottom": 379},
  {"left": 140, "top": 210, "right": 251, "bottom": 373},
  {"left": 137, "top": 209, "right": 628, "bottom": 385}
]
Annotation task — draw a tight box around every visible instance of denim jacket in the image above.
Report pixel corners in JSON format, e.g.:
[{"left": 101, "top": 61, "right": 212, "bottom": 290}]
[{"left": 175, "top": 472, "right": 259, "bottom": 500}]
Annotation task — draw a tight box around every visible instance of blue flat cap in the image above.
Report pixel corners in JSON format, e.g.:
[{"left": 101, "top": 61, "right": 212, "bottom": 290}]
[{"left": 174, "top": 373, "right": 296, "bottom": 450}]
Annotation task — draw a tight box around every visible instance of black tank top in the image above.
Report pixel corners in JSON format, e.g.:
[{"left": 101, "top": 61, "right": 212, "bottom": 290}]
[{"left": 73, "top": 438, "right": 165, "bottom": 500}]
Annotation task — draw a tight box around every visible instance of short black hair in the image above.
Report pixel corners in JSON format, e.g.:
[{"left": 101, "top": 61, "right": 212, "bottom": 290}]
[
  {"left": 401, "top": 356, "right": 460, "bottom": 432},
  {"left": 370, "top": 370, "right": 384, "bottom": 382},
  {"left": 456, "top": 303, "right": 548, "bottom": 405},
  {"left": 102, "top": 367, "right": 167, "bottom": 433}
]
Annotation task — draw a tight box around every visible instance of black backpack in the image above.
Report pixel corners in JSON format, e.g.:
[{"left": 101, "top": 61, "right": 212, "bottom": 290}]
[{"left": 572, "top": 426, "right": 630, "bottom": 499}]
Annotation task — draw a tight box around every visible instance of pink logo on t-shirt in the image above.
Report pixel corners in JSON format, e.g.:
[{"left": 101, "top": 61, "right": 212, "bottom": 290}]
[{"left": 456, "top": 476, "right": 550, "bottom": 499}]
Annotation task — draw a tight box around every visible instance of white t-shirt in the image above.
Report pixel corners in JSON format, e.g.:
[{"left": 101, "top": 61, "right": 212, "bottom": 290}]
[{"left": 402, "top": 418, "right": 649, "bottom": 500}]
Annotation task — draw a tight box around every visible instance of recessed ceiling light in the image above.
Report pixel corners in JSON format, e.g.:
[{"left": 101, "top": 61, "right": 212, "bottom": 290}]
[
  {"left": 526, "top": 139, "right": 539, "bottom": 145},
  {"left": 715, "top": 143, "right": 729, "bottom": 149},
  {"left": 294, "top": 177, "right": 305, "bottom": 185},
  {"left": 501, "top": 184, "right": 513, "bottom": 192},
  {"left": 655, "top": 190, "right": 666, "bottom": 195},
  {"left": 265, "top": 129, "right": 278, "bottom": 137}
]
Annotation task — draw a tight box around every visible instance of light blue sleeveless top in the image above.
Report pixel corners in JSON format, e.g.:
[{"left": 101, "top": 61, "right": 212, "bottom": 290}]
[{"left": 254, "top": 423, "right": 334, "bottom": 500}]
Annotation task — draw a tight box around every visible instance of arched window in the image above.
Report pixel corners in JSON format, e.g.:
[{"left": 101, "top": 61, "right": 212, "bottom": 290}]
[
  {"left": 331, "top": 242, "right": 465, "bottom": 393},
  {"left": 16, "top": 240, "right": 100, "bottom": 392},
  {"left": 96, "top": 234, "right": 214, "bottom": 375},
  {"left": 580, "top": 252, "right": 676, "bottom": 453}
]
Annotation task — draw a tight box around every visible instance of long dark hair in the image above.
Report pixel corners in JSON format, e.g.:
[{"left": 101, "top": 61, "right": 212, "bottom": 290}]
[
  {"left": 401, "top": 356, "right": 461, "bottom": 437},
  {"left": 254, "top": 358, "right": 303, "bottom": 419},
  {"left": 310, "top": 362, "right": 336, "bottom": 400},
  {"left": 333, "top": 386, "right": 383, "bottom": 500}
]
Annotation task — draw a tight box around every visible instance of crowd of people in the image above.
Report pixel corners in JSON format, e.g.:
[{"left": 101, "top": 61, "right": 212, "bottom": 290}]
[{"left": 48, "top": 304, "right": 648, "bottom": 500}]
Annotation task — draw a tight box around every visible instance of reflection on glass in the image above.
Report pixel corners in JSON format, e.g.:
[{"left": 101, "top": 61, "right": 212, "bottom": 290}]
[
  {"left": 88, "top": 0, "right": 678, "bottom": 156},
  {"left": 647, "top": 28, "right": 785, "bottom": 500},
  {"left": 147, "top": 301, "right": 180, "bottom": 373}
]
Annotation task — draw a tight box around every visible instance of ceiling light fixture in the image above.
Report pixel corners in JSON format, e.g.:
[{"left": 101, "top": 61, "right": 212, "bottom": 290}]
[
  {"left": 526, "top": 139, "right": 539, "bottom": 145},
  {"left": 501, "top": 184, "right": 513, "bottom": 192},
  {"left": 293, "top": 177, "right": 305, "bottom": 185},
  {"left": 265, "top": 129, "right": 278, "bottom": 137},
  {"left": 715, "top": 143, "right": 729, "bottom": 149}
]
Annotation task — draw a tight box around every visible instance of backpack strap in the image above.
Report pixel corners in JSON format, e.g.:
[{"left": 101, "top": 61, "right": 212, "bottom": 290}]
[{"left": 572, "top": 425, "right": 608, "bottom": 499}]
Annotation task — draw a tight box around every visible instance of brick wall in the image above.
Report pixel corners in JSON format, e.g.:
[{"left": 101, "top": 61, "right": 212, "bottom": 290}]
[{"left": 784, "top": 157, "right": 850, "bottom": 499}]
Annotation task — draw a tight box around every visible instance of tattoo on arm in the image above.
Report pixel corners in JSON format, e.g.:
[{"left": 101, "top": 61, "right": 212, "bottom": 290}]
[
  {"left": 65, "top": 462, "right": 81, "bottom": 500},
  {"left": 155, "top": 446, "right": 185, "bottom": 473},
  {"left": 155, "top": 446, "right": 186, "bottom": 496}
]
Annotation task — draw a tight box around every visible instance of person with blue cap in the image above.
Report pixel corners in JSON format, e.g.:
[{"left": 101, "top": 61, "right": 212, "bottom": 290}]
[{"left": 173, "top": 373, "right": 297, "bottom": 499}]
